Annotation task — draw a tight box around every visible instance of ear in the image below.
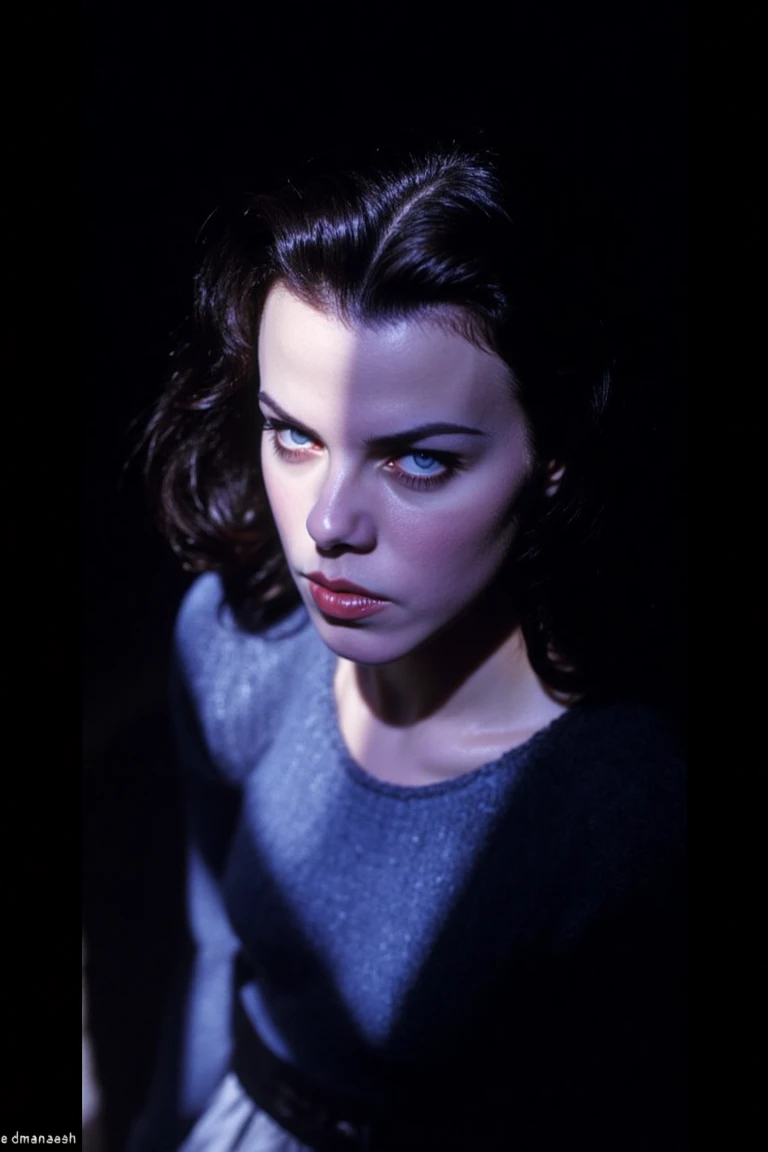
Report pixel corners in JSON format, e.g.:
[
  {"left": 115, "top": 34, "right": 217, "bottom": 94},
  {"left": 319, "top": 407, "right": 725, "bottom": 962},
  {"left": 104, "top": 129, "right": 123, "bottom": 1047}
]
[{"left": 544, "top": 460, "right": 565, "bottom": 497}]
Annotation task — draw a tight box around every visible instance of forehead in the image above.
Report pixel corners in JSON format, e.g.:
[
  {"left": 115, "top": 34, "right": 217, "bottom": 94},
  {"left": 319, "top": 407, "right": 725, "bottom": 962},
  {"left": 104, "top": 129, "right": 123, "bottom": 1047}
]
[{"left": 257, "top": 284, "right": 518, "bottom": 428}]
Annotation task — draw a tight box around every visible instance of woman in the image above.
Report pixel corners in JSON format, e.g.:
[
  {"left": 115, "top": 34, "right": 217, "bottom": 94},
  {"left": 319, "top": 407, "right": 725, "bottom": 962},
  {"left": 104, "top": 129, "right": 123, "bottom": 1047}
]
[{"left": 130, "top": 137, "right": 686, "bottom": 1150}]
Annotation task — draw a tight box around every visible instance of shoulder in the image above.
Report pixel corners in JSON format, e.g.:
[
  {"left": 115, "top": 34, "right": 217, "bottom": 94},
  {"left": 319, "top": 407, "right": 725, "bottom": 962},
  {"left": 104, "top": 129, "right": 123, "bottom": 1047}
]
[
  {"left": 554, "top": 695, "right": 686, "bottom": 792},
  {"left": 172, "top": 572, "right": 320, "bottom": 781},
  {"left": 174, "top": 571, "right": 315, "bottom": 677},
  {"left": 538, "top": 696, "right": 686, "bottom": 890}
]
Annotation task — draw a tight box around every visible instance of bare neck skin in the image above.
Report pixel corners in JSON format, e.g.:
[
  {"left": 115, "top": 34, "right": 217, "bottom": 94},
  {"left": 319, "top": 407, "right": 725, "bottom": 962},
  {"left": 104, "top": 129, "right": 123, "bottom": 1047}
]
[{"left": 334, "top": 571, "right": 571, "bottom": 786}]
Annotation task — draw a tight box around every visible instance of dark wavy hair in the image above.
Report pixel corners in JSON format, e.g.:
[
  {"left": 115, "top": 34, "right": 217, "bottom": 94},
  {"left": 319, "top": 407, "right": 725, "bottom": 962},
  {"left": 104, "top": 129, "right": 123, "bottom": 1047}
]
[{"left": 144, "top": 135, "right": 683, "bottom": 705}]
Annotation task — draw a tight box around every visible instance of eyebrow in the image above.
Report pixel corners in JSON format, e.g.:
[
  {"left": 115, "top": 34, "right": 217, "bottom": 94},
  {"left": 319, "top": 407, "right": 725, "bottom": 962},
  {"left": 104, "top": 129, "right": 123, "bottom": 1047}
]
[{"left": 258, "top": 392, "right": 488, "bottom": 448}]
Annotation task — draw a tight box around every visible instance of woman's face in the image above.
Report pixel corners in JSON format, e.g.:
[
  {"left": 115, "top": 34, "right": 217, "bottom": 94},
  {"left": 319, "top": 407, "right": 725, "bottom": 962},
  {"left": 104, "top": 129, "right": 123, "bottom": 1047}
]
[{"left": 258, "top": 284, "right": 537, "bottom": 666}]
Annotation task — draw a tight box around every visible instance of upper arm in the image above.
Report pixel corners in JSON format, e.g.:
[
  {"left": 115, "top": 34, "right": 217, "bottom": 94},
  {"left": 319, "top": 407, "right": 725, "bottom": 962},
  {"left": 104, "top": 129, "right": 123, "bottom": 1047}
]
[{"left": 170, "top": 646, "right": 241, "bottom": 953}]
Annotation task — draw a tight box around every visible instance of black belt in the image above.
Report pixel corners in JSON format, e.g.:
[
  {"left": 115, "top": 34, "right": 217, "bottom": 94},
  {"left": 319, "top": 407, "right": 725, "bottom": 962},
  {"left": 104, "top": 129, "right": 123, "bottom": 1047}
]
[
  {"left": 230, "top": 996, "right": 466, "bottom": 1151},
  {"left": 231, "top": 995, "right": 377, "bottom": 1151}
]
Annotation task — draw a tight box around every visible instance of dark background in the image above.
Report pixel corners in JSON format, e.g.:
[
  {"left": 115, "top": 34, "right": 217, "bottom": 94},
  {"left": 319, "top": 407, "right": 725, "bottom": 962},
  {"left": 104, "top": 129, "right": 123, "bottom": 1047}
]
[{"left": 81, "top": 4, "right": 685, "bottom": 1149}]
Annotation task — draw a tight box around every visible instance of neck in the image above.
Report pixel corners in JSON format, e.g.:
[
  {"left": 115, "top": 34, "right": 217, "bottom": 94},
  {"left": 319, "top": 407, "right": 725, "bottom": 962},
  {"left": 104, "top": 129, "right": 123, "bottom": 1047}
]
[{"left": 339, "top": 573, "right": 565, "bottom": 733}]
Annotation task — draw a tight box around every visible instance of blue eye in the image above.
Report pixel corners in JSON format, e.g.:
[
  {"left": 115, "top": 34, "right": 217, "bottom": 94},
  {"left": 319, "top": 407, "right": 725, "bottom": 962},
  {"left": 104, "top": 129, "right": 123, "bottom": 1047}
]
[
  {"left": 275, "top": 426, "right": 312, "bottom": 449},
  {"left": 262, "top": 418, "right": 320, "bottom": 462},
  {"left": 385, "top": 449, "right": 461, "bottom": 491},
  {"left": 396, "top": 452, "right": 445, "bottom": 477}
]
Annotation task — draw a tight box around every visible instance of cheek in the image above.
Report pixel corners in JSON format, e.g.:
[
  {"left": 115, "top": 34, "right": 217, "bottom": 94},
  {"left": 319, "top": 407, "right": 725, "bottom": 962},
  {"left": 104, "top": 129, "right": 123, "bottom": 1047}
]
[
  {"left": 261, "top": 455, "right": 303, "bottom": 543},
  {"left": 391, "top": 502, "right": 517, "bottom": 579},
  {"left": 389, "top": 462, "right": 528, "bottom": 570}
]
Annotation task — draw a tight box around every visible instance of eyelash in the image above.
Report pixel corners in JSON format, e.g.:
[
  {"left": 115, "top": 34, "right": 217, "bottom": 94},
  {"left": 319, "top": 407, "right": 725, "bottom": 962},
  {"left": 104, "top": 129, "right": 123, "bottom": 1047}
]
[{"left": 260, "top": 418, "right": 463, "bottom": 492}]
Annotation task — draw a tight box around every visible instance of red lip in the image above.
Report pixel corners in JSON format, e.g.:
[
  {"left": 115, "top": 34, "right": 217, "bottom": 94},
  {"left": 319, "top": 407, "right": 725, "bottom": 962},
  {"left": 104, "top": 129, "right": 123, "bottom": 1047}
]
[
  {"left": 305, "top": 572, "right": 383, "bottom": 599},
  {"left": 304, "top": 572, "right": 389, "bottom": 621}
]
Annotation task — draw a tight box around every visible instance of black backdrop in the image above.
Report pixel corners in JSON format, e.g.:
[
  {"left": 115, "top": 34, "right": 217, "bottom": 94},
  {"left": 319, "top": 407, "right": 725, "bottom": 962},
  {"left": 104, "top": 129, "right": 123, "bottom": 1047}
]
[{"left": 81, "top": 4, "right": 685, "bottom": 1148}]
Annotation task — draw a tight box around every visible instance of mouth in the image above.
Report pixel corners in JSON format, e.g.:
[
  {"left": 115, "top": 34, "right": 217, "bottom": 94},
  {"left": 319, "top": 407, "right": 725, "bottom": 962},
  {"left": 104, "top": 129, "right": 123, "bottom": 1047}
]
[
  {"left": 304, "top": 572, "right": 389, "bottom": 621},
  {"left": 306, "top": 572, "right": 383, "bottom": 597}
]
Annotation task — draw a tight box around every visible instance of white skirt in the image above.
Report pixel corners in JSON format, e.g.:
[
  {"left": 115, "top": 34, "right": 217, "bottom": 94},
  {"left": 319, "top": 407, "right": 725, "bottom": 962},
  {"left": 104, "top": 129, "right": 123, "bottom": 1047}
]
[{"left": 178, "top": 1072, "right": 315, "bottom": 1152}]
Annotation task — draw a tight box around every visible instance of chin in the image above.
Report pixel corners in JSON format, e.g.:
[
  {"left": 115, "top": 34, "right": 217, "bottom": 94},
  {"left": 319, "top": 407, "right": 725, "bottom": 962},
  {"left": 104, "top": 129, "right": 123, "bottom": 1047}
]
[
  {"left": 308, "top": 614, "right": 424, "bottom": 666},
  {"left": 313, "top": 628, "right": 404, "bottom": 666}
]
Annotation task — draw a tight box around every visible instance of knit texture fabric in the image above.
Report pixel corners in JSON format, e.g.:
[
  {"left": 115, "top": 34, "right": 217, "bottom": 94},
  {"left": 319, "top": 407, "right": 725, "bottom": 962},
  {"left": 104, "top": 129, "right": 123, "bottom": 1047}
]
[{"left": 132, "top": 572, "right": 686, "bottom": 1150}]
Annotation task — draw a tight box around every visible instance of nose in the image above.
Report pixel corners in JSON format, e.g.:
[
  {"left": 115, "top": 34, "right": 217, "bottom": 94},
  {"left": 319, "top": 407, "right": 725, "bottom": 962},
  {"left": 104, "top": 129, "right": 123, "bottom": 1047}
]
[{"left": 305, "top": 467, "right": 376, "bottom": 553}]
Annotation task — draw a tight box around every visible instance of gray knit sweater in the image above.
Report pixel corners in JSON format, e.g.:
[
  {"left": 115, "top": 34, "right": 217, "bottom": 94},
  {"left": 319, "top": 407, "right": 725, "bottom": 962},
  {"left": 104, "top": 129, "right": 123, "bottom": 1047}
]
[{"left": 134, "top": 572, "right": 686, "bottom": 1150}]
